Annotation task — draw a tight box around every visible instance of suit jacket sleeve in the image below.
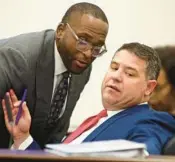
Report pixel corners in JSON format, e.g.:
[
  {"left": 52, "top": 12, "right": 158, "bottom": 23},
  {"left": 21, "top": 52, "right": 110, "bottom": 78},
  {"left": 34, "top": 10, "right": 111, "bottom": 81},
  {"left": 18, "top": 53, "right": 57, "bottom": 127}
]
[
  {"left": 127, "top": 122, "right": 172, "bottom": 155},
  {"left": 26, "top": 140, "right": 41, "bottom": 150},
  {"left": 163, "top": 136, "right": 175, "bottom": 155},
  {"left": 0, "top": 47, "right": 29, "bottom": 147}
]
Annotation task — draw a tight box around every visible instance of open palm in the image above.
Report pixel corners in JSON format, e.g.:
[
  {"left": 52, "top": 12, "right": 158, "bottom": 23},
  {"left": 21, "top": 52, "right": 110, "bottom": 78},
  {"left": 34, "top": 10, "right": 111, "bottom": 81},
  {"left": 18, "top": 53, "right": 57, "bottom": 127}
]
[{"left": 2, "top": 90, "right": 31, "bottom": 142}]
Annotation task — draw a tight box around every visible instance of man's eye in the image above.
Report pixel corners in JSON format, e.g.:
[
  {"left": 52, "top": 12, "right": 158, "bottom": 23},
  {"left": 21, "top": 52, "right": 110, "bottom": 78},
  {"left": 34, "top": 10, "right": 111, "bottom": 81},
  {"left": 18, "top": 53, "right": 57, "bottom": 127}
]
[
  {"left": 111, "top": 64, "right": 118, "bottom": 70},
  {"left": 126, "top": 72, "right": 134, "bottom": 77},
  {"left": 79, "top": 38, "right": 88, "bottom": 44},
  {"left": 79, "top": 37, "right": 87, "bottom": 41}
]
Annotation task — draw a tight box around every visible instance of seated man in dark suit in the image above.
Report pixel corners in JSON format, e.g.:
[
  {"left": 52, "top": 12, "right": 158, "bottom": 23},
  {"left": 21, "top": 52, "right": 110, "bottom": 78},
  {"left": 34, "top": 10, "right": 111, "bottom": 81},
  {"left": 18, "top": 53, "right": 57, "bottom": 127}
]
[
  {"left": 2, "top": 42, "right": 175, "bottom": 155},
  {"left": 149, "top": 46, "right": 175, "bottom": 155}
]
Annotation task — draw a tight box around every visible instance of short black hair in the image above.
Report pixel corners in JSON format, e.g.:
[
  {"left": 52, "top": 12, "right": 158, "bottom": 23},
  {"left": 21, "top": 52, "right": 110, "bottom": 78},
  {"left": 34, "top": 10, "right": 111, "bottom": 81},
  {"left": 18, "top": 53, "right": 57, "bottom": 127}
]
[
  {"left": 154, "top": 46, "right": 175, "bottom": 87},
  {"left": 116, "top": 42, "right": 161, "bottom": 80},
  {"left": 61, "top": 2, "right": 108, "bottom": 24}
]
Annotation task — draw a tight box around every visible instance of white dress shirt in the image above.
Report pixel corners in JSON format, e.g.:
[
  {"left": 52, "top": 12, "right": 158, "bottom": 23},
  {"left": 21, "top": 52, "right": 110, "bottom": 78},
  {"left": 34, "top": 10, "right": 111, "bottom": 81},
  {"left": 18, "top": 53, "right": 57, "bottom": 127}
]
[{"left": 69, "top": 109, "right": 124, "bottom": 144}]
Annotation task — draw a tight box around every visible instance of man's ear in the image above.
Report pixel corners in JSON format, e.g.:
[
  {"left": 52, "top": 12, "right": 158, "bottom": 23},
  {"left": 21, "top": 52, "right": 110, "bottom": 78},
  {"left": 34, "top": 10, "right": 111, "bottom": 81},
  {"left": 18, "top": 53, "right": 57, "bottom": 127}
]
[
  {"left": 145, "top": 80, "right": 157, "bottom": 96},
  {"left": 55, "top": 23, "right": 66, "bottom": 39}
]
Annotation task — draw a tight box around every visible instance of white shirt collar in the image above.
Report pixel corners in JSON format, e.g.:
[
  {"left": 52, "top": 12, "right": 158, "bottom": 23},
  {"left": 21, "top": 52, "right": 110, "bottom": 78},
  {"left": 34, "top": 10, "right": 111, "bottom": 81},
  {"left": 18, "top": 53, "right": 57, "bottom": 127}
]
[
  {"left": 54, "top": 41, "right": 67, "bottom": 76},
  {"left": 139, "top": 102, "right": 148, "bottom": 105},
  {"left": 106, "top": 102, "right": 148, "bottom": 117},
  {"left": 106, "top": 109, "right": 124, "bottom": 118}
]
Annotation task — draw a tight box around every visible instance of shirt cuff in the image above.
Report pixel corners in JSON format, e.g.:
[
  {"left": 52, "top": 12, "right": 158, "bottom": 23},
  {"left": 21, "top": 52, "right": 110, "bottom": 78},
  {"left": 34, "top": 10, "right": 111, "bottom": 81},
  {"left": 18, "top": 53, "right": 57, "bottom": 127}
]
[
  {"left": 11, "top": 135, "right": 33, "bottom": 150},
  {"left": 143, "top": 149, "right": 149, "bottom": 156}
]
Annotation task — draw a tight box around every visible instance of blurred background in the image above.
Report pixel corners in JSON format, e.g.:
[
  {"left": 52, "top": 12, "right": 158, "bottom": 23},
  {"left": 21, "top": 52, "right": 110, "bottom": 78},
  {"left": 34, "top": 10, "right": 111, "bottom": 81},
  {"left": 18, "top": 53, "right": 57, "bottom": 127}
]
[{"left": 0, "top": 0, "right": 175, "bottom": 129}]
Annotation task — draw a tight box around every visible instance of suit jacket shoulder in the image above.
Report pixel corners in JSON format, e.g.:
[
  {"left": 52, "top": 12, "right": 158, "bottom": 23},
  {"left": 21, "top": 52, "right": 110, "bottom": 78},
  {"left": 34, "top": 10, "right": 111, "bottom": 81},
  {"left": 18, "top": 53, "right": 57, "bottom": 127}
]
[
  {"left": 83, "top": 104, "right": 175, "bottom": 154},
  {"left": 0, "top": 30, "right": 55, "bottom": 148}
]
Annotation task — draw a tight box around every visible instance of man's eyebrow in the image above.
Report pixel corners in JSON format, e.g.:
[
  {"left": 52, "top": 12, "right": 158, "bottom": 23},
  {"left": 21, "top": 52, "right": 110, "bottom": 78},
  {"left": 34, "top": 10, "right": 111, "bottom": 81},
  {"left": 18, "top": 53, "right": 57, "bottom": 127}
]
[
  {"left": 125, "top": 66, "right": 138, "bottom": 72},
  {"left": 77, "top": 31, "right": 93, "bottom": 38},
  {"left": 111, "top": 61, "right": 137, "bottom": 70}
]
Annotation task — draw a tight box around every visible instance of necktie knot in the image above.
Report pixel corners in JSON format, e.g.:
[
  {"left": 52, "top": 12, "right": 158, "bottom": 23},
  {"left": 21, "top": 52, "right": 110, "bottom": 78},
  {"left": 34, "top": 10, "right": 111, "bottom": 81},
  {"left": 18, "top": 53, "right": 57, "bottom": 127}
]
[
  {"left": 63, "top": 71, "right": 69, "bottom": 78},
  {"left": 63, "top": 109, "right": 107, "bottom": 144},
  {"left": 97, "top": 109, "right": 107, "bottom": 118}
]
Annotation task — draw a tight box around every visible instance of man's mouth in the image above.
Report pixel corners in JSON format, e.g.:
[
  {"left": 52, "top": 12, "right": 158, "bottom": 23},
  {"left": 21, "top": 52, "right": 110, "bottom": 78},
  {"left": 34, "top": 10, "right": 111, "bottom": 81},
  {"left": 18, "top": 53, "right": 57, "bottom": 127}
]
[
  {"left": 75, "top": 60, "right": 88, "bottom": 68},
  {"left": 106, "top": 85, "right": 121, "bottom": 92}
]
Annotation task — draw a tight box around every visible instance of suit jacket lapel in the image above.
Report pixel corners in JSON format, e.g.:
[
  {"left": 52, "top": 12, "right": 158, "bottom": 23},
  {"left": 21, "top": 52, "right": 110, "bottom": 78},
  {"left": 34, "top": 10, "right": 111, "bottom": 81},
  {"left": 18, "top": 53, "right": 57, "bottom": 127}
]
[
  {"left": 83, "top": 104, "right": 149, "bottom": 142},
  {"left": 83, "top": 110, "right": 129, "bottom": 142},
  {"left": 34, "top": 30, "right": 55, "bottom": 120}
]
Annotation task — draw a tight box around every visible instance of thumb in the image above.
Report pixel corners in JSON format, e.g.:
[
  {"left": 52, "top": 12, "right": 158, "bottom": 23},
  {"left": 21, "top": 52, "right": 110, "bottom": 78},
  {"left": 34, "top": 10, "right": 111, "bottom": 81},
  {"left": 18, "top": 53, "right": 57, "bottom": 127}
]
[{"left": 13, "top": 101, "right": 21, "bottom": 107}]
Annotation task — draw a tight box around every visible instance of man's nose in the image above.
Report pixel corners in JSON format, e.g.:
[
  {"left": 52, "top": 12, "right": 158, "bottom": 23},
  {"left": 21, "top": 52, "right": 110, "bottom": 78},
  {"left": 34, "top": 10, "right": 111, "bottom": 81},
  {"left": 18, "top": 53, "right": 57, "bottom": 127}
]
[
  {"left": 83, "top": 49, "right": 93, "bottom": 59},
  {"left": 113, "top": 70, "right": 122, "bottom": 82}
]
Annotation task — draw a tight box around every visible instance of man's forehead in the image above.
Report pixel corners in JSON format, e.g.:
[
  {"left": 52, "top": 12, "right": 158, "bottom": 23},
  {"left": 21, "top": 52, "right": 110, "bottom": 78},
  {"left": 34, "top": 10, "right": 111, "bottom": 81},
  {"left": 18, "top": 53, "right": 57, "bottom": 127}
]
[
  {"left": 112, "top": 50, "right": 134, "bottom": 63},
  {"left": 112, "top": 50, "right": 146, "bottom": 70},
  {"left": 69, "top": 13, "right": 108, "bottom": 28},
  {"left": 69, "top": 12, "right": 99, "bottom": 21},
  {"left": 69, "top": 13, "right": 108, "bottom": 43}
]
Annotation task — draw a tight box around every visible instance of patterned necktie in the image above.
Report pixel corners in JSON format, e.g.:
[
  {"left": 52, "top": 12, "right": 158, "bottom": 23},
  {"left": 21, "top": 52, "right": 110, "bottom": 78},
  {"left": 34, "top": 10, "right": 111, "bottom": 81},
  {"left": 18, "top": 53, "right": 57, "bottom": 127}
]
[
  {"left": 63, "top": 109, "right": 107, "bottom": 144},
  {"left": 47, "top": 71, "right": 69, "bottom": 128}
]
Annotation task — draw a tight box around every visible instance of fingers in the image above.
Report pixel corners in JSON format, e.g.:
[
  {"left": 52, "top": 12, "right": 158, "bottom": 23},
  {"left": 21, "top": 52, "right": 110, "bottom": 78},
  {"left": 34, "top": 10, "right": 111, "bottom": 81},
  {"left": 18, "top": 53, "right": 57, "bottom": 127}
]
[
  {"left": 9, "top": 89, "right": 19, "bottom": 111},
  {"left": 2, "top": 99, "right": 12, "bottom": 131},
  {"left": 2, "top": 99, "right": 9, "bottom": 123},
  {"left": 2, "top": 93, "right": 19, "bottom": 124},
  {"left": 9, "top": 89, "right": 18, "bottom": 103},
  {"left": 6, "top": 92, "right": 15, "bottom": 112},
  {"left": 3, "top": 90, "right": 30, "bottom": 124}
]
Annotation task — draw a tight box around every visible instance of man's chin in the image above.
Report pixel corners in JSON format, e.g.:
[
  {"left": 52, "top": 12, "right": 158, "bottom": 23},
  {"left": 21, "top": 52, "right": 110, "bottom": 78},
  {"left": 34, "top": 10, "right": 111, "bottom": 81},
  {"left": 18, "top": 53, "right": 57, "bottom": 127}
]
[
  {"left": 69, "top": 66, "right": 88, "bottom": 74},
  {"left": 103, "top": 95, "right": 119, "bottom": 106}
]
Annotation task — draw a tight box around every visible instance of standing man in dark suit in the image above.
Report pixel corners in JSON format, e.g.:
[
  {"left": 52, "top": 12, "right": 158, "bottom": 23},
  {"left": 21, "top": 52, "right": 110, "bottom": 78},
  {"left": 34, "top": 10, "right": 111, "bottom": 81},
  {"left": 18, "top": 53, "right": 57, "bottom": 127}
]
[
  {"left": 0, "top": 2, "right": 109, "bottom": 148},
  {"left": 3, "top": 43, "right": 175, "bottom": 155}
]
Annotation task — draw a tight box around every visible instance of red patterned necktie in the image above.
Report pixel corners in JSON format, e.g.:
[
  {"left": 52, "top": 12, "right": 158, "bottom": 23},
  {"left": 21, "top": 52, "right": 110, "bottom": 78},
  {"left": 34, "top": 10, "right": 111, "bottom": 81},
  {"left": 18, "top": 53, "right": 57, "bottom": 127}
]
[{"left": 63, "top": 109, "right": 107, "bottom": 144}]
